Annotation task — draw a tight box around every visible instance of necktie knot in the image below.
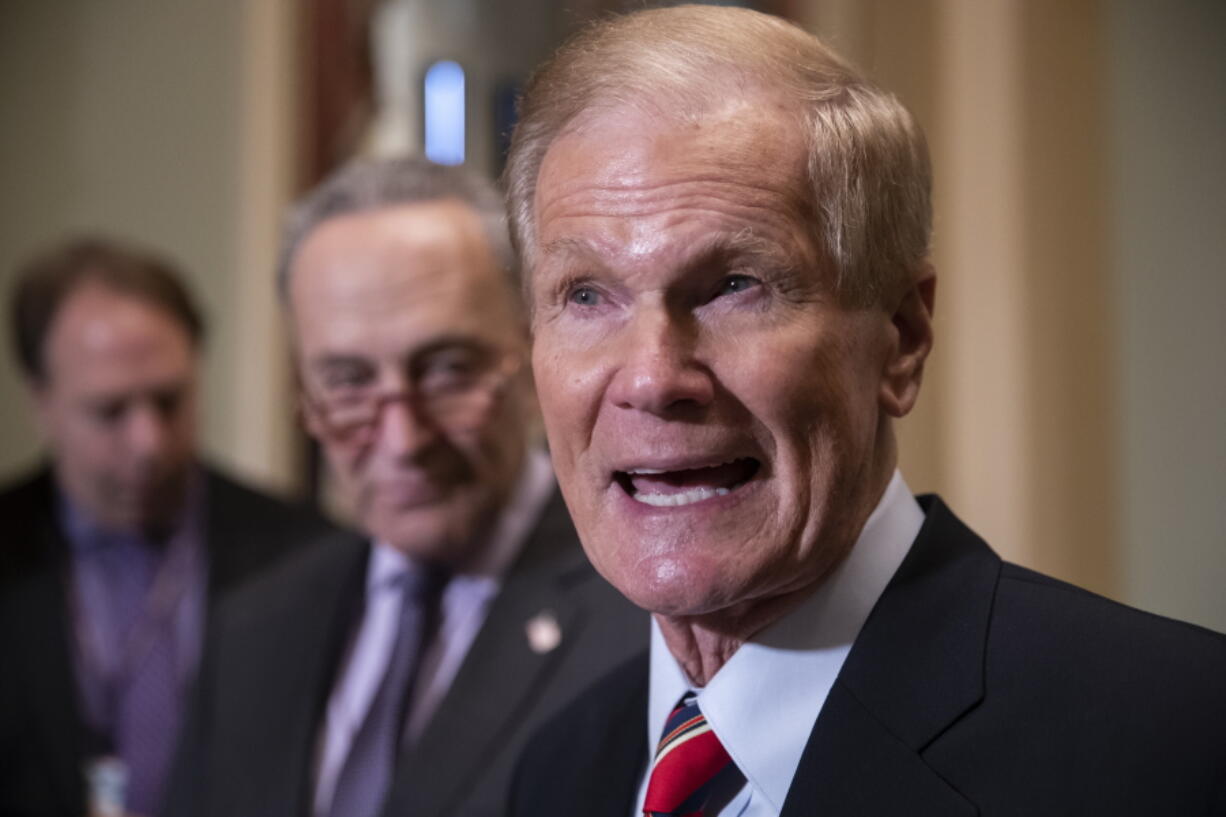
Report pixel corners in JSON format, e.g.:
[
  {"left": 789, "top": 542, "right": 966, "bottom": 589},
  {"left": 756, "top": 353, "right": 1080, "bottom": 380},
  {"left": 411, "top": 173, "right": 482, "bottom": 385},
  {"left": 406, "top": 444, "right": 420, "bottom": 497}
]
[
  {"left": 393, "top": 561, "right": 449, "bottom": 601},
  {"left": 643, "top": 693, "right": 744, "bottom": 817}
]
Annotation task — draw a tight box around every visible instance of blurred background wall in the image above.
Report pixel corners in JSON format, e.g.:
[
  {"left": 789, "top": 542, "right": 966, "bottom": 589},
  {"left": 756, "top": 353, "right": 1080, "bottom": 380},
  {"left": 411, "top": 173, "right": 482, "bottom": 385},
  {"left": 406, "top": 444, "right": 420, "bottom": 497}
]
[
  {"left": 1, "top": 0, "right": 1222, "bottom": 632},
  {"left": 0, "top": 0, "right": 300, "bottom": 493}
]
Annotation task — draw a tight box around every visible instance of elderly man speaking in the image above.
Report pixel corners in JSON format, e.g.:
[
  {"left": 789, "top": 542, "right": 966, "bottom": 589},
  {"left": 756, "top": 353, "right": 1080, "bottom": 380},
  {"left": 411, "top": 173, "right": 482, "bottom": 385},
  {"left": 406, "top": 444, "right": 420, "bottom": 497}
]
[{"left": 505, "top": 6, "right": 1226, "bottom": 817}]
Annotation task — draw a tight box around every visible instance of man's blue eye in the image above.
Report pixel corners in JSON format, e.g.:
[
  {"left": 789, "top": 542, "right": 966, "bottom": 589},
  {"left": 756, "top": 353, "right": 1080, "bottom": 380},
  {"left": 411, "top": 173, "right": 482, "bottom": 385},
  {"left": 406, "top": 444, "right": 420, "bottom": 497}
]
[
  {"left": 569, "top": 286, "right": 601, "bottom": 306},
  {"left": 716, "top": 275, "right": 760, "bottom": 297}
]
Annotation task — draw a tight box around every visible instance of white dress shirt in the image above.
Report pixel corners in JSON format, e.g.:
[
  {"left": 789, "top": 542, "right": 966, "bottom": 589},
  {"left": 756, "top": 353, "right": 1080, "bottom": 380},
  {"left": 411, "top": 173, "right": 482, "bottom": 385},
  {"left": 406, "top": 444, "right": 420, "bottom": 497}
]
[
  {"left": 634, "top": 470, "right": 924, "bottom": 817},
  {"left": 313, "top": 450, "right": 556, "bottom": 817}
]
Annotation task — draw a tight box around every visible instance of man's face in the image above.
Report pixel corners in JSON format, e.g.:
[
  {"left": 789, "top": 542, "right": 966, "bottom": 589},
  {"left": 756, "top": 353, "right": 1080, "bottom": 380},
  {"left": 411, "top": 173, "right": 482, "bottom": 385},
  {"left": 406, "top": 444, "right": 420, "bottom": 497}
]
[
  {"left": 32, "top": 284, "right": 198, "bottom": 534},
  {"left": 529, "top": 98, "right": 921, "bottom": 619},
  {"left": 290, "top": 200, "right": 532, "bottom": 565}
]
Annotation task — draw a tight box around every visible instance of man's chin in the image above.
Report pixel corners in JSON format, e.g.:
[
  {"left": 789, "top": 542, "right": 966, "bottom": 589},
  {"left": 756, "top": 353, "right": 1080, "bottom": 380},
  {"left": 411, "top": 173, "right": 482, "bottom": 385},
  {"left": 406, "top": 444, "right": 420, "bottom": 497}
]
[
  {"left": 93, "top": 508, "right": 173, "bottom": 539},
  {"left": 107, "top": 479, "right": 188, "bottom": 527},
  {"left": 368, "top": 508, "right": 475, "bottom": 565}
]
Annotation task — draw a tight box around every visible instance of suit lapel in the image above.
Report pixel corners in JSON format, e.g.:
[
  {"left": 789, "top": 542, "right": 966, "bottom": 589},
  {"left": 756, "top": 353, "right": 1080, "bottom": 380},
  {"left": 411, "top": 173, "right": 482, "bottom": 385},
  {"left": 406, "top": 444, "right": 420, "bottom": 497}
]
[
  {"left": 211, "top": 534, "right": 367, "bottom": 816},
  {"left": 781, "top": 680, "right": 977, "bottom": 816},
  {"left": 15, "top": 473, "right": 90, "bottom": 803},
  {"left": 509, "top": 652, "right": 649, "bottom": 817},
  {"left": 573, "top": 652, "right": 652, "bottom": 814},
  {"left": 573, "top": 654, "right": 650, "bottom": 817},
  {"left": 201, "top": 469, "right": 241, "bottom": 596},
  {"left": 387, "top": 492, "right": 592, "bottom": 816},
  {"left": 9, "top": 536, "right": 90, "bottom": 806},
  {"left": 201, "top": 468, "right": 267, "bottom": 597},
  {"left": 781, "top": 497, "right": 998, "bottom": 816}
]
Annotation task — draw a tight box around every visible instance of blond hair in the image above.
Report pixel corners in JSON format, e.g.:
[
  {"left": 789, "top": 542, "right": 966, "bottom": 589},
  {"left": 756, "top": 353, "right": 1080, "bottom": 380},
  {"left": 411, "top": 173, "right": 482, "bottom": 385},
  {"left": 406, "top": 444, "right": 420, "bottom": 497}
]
[{"left": 505, "top": 4, "right": 931, "bottom": 307}]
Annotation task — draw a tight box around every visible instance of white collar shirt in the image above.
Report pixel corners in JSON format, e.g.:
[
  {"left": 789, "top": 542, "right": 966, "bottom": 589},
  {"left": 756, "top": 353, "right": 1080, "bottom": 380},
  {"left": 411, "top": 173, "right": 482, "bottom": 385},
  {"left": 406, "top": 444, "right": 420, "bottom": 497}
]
[{"left": 634, "top": 470, "right": 924, "bottom": 817}]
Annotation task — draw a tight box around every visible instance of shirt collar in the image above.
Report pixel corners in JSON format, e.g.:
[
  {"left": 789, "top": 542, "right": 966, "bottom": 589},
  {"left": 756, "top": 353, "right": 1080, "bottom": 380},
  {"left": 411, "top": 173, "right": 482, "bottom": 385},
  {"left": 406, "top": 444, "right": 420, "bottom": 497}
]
[
  {"left": 57, "top": 467, "right": 205, "bottom": 553},
  {"left": 644, "top": 469, "right": 924, "bottom": 813},
  {"left": 369, "top": 447, "right": 556, "bottom": 588}
]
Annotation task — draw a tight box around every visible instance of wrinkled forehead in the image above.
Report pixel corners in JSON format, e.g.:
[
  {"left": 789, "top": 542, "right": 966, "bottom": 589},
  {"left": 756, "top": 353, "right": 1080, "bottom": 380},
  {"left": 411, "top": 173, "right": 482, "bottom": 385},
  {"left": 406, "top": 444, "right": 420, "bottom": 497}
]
[
  {"left": 290, "top": 202, "right": 526, "bottom": 363},
  {"left": 528, "top": 95, "right": 813, "bottom": 279}
]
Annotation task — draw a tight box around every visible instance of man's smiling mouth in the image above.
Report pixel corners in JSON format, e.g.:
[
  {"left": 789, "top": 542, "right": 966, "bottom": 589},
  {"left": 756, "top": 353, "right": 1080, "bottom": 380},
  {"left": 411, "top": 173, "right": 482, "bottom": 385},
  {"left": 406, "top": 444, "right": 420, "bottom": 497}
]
[{"left": 614, "top": 458, "right": 761, "bottom": 507}]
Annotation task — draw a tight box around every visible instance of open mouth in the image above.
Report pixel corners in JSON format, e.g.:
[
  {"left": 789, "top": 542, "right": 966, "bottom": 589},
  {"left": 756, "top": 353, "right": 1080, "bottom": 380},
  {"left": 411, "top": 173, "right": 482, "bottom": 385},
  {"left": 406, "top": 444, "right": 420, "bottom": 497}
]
[{"left": 614, "top": 458, "right": 760, "bottom": 507}]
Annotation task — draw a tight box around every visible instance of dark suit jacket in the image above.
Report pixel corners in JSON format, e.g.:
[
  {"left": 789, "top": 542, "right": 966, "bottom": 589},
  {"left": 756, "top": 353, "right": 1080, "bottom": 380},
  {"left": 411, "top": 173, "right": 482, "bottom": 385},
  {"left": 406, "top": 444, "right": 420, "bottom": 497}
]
[
  {"left": 169, "top": 488, "right": 647, "bottom": 817},
  {"left": 511, "top": 496, "right": 1226, "bottom": 817},
  {"left": 0, "top": 465, "right": 334, "bottom": 817}
]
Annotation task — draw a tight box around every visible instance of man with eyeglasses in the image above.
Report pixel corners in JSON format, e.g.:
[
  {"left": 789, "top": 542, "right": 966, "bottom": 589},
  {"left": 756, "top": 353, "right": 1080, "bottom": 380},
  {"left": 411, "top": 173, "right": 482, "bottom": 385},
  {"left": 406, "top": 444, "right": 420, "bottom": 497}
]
[{"left": 167, "top": 157, "right": 645, "bottom": 817}]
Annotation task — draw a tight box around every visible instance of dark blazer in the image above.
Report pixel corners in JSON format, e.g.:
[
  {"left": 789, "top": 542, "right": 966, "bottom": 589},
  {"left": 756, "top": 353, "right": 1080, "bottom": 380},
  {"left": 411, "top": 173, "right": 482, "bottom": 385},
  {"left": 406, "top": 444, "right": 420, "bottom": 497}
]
[
  {"left": 0, "top": 465, "right": 334, "bottom": 817},
  {"left": 511, "top": 495, "right": 1226, "bottom": 817},
  {"left": 170, "top": 488, "right": 647, "bottom": 817}
]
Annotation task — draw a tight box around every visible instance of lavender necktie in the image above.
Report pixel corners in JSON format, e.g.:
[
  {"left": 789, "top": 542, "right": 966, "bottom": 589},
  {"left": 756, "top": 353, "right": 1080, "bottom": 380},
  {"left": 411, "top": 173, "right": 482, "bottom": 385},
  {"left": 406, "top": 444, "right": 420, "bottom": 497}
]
[{"left": 326, "top": 565, "right": 447, "bottom": 817}]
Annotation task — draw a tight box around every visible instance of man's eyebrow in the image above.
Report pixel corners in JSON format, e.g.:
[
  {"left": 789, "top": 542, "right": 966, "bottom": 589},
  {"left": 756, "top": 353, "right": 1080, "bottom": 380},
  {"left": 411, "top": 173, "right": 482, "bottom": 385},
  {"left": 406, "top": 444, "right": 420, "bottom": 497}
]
[
  {"left": 410, "top": 334, "right": 488, "bottom": 356},
  {"left": 81, "top": 376, "right": 192, "bottom": 408},
  {"left": 682, "top": 230, "right": 806, "bottom": 276},
  {"left": 308, "top": 354, "right": 373, "bottom": 372},
  {"left": 308, "top": 338, "right": 492, "bottom": 372},
  {"left": 717, "top": 228, "right": 797, "bottom": 260}
]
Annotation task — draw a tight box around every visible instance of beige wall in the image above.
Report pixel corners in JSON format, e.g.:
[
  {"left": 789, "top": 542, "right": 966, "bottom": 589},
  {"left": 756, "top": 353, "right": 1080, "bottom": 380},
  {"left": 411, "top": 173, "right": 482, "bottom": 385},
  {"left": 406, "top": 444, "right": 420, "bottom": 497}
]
[
  {"left": 800, "top": 0, "right": 1225, "bottom": 631},
  {"left": 0, "top": 0, "right": 300, "bottom": 495},
  {"left": 800, "top": 0, "right": 1118, "bottom": 596},
  {"left": 1110, "top": 0, "right": 1226, "bottom": 632}
]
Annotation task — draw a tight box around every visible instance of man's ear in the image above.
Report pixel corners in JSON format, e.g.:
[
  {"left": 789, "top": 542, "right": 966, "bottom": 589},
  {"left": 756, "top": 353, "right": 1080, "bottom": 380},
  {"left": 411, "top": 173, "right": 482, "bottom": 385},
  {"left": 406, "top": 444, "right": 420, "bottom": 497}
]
[
  {"left": 880, "top": 263, "right": 936, "bottom": 418},
  {"left": 297, "top": 390, "right": 327, "bottom": 441},
  {"left": 289, "top": 345, "right": 325, "bottom": 440}
]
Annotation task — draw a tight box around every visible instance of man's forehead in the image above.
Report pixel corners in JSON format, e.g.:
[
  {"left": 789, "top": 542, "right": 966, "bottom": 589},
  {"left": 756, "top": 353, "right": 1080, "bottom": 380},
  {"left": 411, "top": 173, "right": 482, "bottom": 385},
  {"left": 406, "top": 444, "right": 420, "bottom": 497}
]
[
  {"left": 297, "top": 200, "right": 488, "bottom": 271},
  {"left": 529, "top": 97, "right": 812, "bottom": 281},
  {"left": 45, "top": 341, "right": 195, "bottom": 401},
  {"left": 291, "top": 202, "right": 524, "bottom": 364},
  {"left": 292, "top": 203, "right": 504, "bottom": 308},
  {"left": 45, "top": 284, "right": 194, "bottom": 367},
  {"left": 542, "top": 94, "right": 806, "bottom": 191}
]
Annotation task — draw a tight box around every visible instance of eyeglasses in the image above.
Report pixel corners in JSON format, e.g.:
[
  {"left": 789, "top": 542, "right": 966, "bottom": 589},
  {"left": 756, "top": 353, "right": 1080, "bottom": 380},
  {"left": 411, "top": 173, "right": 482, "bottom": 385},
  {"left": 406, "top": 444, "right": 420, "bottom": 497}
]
[{"left": 300, "top": 355, "right": 521, "bottom": 443}]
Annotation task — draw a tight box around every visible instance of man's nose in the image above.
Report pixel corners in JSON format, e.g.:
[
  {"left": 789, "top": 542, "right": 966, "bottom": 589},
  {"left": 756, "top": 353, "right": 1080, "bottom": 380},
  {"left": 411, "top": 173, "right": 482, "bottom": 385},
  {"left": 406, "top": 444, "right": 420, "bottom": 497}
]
[
  {"left": 375, "top": 396, "right": 438, "bottom": 458},
  {"left": 125, "top": 402, "right": 169, "bottom": 458},
  {"left": 606, "top": 307, "right": 714, "bottom": 416}
]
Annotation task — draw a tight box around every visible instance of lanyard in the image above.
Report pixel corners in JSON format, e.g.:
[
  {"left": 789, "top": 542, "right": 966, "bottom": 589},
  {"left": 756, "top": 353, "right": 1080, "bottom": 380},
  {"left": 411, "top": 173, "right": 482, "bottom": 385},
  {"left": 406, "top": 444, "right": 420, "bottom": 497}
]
[{"left": 70, "top": 515, "right": 203, "bottom": 741}]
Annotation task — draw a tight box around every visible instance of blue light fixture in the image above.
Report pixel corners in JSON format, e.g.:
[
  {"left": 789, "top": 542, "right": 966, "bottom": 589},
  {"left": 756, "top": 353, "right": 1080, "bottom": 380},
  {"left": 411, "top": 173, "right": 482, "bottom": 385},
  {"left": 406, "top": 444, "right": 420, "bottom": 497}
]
[{"left": 424, "top": 60, "right": 465, "bottom": 165}]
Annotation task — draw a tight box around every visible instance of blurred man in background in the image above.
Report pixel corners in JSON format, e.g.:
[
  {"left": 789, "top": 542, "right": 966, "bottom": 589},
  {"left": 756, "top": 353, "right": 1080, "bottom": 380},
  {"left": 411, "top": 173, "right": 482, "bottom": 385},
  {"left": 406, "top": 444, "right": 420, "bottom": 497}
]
[
  {"left": 0, "top": 237, "right": 333, "bottom": 817},
  {"left": 168, "top": 157, "right": 644, "bottom": 817},
  {"left": 505, "top": 6, "right": 1226, "bottom": 816}
]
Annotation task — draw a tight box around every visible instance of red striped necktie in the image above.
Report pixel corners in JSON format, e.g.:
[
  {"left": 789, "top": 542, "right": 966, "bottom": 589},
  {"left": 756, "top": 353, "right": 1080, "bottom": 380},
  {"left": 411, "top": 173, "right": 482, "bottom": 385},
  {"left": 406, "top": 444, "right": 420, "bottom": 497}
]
[{"left": 643, "top": 692, "right": 745, "bottom": 817}]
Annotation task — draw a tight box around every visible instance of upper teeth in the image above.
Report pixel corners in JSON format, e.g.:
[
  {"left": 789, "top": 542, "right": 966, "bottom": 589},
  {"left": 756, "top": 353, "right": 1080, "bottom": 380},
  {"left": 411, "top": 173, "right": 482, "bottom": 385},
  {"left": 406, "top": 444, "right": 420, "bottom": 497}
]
[
  {"left": 633, "top": 486, "right": 731, "bottom": 507},
  {"left": 625, "top": 458, "right": 740, "bottom": 475}
]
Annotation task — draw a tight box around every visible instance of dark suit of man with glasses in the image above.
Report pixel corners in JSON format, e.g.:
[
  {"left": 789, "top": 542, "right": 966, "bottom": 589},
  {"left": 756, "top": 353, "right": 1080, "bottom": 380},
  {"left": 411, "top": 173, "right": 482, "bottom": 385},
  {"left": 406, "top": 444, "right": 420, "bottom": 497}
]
[{"left": 166, "top": 157, "right": 645, "bottom": 817}]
